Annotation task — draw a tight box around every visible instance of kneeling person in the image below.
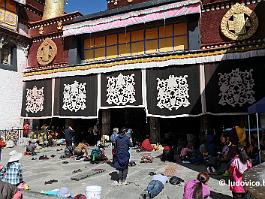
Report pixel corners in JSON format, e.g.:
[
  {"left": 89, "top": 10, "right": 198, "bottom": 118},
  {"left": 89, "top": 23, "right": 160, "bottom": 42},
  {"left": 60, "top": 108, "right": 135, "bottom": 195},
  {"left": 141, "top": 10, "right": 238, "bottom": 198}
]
[{"left": 74, "top": 141, "right": 89, "bottom": 159}]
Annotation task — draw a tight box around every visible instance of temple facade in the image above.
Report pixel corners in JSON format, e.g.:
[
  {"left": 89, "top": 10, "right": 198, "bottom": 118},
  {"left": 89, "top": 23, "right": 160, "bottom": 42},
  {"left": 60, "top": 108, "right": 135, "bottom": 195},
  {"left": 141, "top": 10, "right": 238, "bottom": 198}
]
[{"left": 21, "top": 0, "right": 265, "bottom": 143}]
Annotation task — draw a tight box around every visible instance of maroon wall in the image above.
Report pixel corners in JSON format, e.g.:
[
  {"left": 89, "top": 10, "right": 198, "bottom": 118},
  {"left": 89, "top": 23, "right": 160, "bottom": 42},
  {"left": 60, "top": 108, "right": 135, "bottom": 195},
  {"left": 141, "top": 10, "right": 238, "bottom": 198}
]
[
  {"left": 200, "top": 2, "right": 265, "bottom": 47},
  {"left": 28, "top": 38, "right": 68, "bottom": 68}
]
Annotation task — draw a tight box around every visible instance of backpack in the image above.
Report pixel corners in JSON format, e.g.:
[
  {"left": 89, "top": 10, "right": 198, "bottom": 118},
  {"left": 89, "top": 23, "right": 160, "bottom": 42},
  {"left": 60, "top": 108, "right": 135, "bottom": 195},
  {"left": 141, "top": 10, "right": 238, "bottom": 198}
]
[{"left": 169, "top": 176, "right": 184, "bottom": 185}]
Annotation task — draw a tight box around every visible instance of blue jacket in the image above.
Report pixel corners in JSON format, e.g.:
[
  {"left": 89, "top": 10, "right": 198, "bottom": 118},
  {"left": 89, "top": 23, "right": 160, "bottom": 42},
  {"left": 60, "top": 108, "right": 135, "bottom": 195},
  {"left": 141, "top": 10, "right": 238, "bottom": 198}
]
[{"left": 114, "top": 134, "right": 133, "bottom": 170}]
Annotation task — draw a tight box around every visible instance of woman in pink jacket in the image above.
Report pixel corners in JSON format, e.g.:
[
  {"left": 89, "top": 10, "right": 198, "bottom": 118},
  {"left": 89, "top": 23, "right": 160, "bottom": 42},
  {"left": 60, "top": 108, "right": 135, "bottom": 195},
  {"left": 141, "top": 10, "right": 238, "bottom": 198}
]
[
  {"left": 183, "top": 172, "right": 210, "bottom": 199},
  {"left": 229, "top": 149, "right": 252, "bottom": 198}
]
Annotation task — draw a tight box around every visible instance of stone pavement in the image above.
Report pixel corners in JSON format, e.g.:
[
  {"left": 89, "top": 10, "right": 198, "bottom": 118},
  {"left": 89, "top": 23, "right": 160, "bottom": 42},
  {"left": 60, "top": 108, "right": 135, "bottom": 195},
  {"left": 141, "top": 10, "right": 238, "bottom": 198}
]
[{"left": 1, "top": 146, "right": 233, "bottom": 199}]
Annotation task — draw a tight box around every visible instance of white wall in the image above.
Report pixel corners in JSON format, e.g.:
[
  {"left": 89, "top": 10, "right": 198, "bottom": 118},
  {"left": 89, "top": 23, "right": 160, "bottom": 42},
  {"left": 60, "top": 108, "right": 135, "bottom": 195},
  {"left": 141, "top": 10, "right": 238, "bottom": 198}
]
[
  {"left": 0, "top": 69, "right": 23, "bottom": 129},
  {"left": 0, "top": 46, "right": 27, "bottom": 129}
]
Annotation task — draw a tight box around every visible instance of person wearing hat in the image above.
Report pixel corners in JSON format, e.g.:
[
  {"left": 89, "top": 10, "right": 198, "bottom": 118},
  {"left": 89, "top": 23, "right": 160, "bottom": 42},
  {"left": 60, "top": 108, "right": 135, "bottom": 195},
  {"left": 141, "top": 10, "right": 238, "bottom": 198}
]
[
  {"left": 0, "top": 150, "right": 23, "bottom": 186},
  {"left": 113, "top": 127, "right": 133, "bottom": 185}
]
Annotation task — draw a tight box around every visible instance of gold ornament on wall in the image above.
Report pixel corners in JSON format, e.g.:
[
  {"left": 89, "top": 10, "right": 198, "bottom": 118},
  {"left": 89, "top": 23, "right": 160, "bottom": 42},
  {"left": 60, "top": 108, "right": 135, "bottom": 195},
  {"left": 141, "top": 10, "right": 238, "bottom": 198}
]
[
  {"left": 37, "top": 38, "right": 57, "bottom": 66},
  {"left": 39, "top": 26, "right": 44, "bottom": 35},
  {"left": 221, "top": 3, "right": 258, "bottom": 41},
  {"left": 57, "top": 21, "right": 63, "bottom": 30}
]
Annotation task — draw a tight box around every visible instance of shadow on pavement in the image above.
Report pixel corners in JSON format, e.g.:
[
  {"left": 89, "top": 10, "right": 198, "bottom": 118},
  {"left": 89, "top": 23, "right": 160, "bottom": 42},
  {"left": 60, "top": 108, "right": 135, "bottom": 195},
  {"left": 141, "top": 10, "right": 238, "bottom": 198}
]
[
  {"left": 109, "top": 171, "right": 119, "bottom": 181},
  {"left": 210, "top": 191, "right": 233, "bottom": 199}
]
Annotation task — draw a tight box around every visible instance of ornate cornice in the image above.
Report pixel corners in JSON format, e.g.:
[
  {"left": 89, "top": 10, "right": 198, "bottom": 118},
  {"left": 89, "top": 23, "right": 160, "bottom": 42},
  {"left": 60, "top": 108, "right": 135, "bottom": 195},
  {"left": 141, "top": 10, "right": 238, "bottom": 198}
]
[
  {"left": 202, "top": 0, "right": 263, "bottom": 12},
  {"left": 24, "top": 44, "right": 265, "bottom": 77}
]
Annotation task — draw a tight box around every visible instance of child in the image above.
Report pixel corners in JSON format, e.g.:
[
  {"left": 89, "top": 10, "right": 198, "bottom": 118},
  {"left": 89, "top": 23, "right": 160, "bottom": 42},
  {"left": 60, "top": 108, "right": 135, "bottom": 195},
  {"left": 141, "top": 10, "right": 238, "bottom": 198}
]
[
  {"left": 183, "top": 172, "right": 210, "bottom": 199},
  {"left": 140, "top": 174, "right": 168, "bottom": 198}
]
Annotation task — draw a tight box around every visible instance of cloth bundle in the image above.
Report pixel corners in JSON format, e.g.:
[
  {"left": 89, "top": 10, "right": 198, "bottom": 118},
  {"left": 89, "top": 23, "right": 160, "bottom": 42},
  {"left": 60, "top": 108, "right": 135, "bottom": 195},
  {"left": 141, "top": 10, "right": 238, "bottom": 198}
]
[{"left": 140, "top": 154, "right": 153, "bottom": 163}]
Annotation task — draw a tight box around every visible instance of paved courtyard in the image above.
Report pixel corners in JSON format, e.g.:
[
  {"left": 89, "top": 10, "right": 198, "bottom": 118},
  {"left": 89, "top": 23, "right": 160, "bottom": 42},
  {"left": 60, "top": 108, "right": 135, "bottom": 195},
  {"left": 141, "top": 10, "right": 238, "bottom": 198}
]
[{"left": 1, "top": 146, "right": 232, "bottom": 199}]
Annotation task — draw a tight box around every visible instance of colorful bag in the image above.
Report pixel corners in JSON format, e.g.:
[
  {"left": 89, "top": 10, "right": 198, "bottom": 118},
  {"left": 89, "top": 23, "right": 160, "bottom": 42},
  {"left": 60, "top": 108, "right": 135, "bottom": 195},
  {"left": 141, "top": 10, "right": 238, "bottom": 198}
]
[{"left": 0, "top": 140, "right": 6, "bottom": 148}]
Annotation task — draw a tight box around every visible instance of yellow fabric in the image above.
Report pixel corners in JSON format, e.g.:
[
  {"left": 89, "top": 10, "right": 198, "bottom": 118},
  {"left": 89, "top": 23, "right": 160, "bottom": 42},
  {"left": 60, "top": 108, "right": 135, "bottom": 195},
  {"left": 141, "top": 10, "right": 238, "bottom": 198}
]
[
  {"left": 131, "top": 42, "right": 144, "bottom": 55},
  {"left": 160, "top": 38, "right": 173, "bottom": 52},
  {"left": 235, "top": 126, "right": 247, "bottom": 146},
  {"left": 119, "top": 44, "right": 130, "bottom": 56},
  {"left": 95, "top": 48, "right": 105, "bottom": 60},
  {"left": 131, "top": 30, "right": 144, "bottom": 41},
  {"left": 146, "top": 28, "right": 158, "bottom": 39},
  {"left": 118, "top": 32, "right": 130, "bottom": 44},
  {"left": 174, "top": 35, "right": 187, "bottom": 50},
  {"left": 106, "top": 46, "right": 117, "bottom": 59},
  {"left": 84, "top": 50, "right": 94, "bottom": 61},
  {"left": 174, "top": 23, "right": 187, "bottom": 35},
  {"left": 106, "top": 34, "right": 117, "bottom": 46},
  {"left": 146, "top": 40, "right": 158, "bottom": 53},
  {"left": 84, "top": 38, "right": 94, "bottom": 49},
  {"left": 95, "top": 36, "right": 105, "bottom": 47},
  {"left": 159, "top": 25, "right": 173, "bottom": 38}
]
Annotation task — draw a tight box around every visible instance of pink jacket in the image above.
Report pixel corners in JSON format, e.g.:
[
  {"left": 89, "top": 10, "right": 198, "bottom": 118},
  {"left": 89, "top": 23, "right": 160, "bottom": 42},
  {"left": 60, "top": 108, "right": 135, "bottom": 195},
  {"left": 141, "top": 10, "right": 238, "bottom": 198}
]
[
  {"left": 229, "top": 156, "right": 252, "bottom": 193},
  {"left": 183, "top": 179, "right": 210, "bottom": 199}
]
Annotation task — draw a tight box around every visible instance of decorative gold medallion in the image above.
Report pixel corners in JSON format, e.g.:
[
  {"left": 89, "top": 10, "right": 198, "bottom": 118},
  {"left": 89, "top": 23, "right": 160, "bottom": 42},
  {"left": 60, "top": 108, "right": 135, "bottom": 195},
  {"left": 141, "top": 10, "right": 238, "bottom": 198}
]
[
  {"left": 37, "top": 38, "right": 57, "bottom": 66},
  {"left": 221, "top": 3, "right": 258, "bottom": 41}
]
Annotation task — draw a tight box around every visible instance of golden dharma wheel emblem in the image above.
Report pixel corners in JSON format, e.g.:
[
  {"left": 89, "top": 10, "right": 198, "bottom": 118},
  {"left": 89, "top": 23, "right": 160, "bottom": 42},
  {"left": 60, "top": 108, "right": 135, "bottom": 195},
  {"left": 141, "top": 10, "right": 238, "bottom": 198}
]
[
  {"left": 221, "top": 3, "right": 258, "bottom": 41},
  {"left": 37, "top": 38, "right": 57, "bottom": 66}
]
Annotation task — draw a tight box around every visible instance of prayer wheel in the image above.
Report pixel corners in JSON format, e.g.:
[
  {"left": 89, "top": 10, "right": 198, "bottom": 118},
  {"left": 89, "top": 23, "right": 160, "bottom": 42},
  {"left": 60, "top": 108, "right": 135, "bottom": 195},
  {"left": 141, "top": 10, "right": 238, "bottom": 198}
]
[{"left": 42, "top": 0, "right": 65, "bottom": 20}]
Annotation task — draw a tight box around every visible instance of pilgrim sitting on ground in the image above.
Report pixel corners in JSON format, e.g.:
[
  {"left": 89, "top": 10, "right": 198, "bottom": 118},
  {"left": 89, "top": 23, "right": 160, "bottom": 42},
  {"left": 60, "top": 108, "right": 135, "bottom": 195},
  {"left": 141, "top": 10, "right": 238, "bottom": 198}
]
[
  {"left": 25, "top": 140, "right": 37, "bottom": 155},
  {"left": 74, "top": 141, "right": 89, "bottom": 160},
  {"left": 90, "top": 144, "right": 107, "bottom": 163},
  {"left": 140, "top": 136, "right": 153, "bottom": 152}
]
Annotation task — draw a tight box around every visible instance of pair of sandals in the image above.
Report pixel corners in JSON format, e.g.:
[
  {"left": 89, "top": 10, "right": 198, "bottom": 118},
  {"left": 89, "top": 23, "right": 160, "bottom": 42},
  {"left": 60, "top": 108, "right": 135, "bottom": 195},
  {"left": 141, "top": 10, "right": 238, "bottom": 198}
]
[
  {"left": 128, "top": 161, "right": 136, "bottom": 167},
  {"left": 72, "top": 169, "right": 82, "bottom": 174},
  {"left": 44, "top": 179, "right": 58, "bottom": 185},
  {"left": 39, "top": 155, "right": 49, "bottom": 160}
]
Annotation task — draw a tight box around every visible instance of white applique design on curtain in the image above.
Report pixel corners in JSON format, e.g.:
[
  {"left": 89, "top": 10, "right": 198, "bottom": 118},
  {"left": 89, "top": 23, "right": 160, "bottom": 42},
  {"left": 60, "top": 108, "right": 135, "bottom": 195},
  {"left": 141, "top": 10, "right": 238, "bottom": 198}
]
[
  {"left": 62, "top": 81, "right": 87, "bottom": 112},
  {"left": 157, "top": 75, "right": 190, "bottom": 111},
  {"left": 106, "top": 73, "right": 136, "bottom": 105},
  {"left": 218, "top": 68, "right": 255, "bottom": 107},
  {"left": 26, "top": 86, "right": 44, "bottom": 113}
]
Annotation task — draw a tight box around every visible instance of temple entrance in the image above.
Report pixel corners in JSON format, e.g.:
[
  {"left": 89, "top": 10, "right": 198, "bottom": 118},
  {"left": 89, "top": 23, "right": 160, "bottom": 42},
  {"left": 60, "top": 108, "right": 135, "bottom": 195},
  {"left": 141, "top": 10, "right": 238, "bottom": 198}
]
[{"left": 103, "top": 108, "right": 148, "bottom": 142}]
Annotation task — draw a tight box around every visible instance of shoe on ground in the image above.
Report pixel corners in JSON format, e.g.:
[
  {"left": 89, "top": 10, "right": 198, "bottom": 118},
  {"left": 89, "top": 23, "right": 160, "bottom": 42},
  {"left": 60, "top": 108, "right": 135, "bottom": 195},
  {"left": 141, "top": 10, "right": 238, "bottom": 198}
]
[
  {"left": 122, "top": 180, "right": 129, "bottom": 185},
  {"left": 112, "top": 181, "right": 122, "bottom": 186},
  {"left": 140, "top": 191, "right": 148, "bottom": 199}
]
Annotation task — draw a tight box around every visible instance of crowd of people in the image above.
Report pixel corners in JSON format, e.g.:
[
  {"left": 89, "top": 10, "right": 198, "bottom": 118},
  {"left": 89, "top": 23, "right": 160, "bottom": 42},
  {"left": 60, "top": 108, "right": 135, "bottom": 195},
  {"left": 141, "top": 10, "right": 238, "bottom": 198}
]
[{"left": 0, "top": 123, "right": 261, "bottom": 198}]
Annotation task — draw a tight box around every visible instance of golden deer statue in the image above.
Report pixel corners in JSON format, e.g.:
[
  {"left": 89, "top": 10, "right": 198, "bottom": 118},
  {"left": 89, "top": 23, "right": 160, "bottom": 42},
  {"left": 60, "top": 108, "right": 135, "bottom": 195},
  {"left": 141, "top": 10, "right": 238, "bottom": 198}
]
[{"left": 42, "top": 0, "right": 65, "bottom": 20}]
